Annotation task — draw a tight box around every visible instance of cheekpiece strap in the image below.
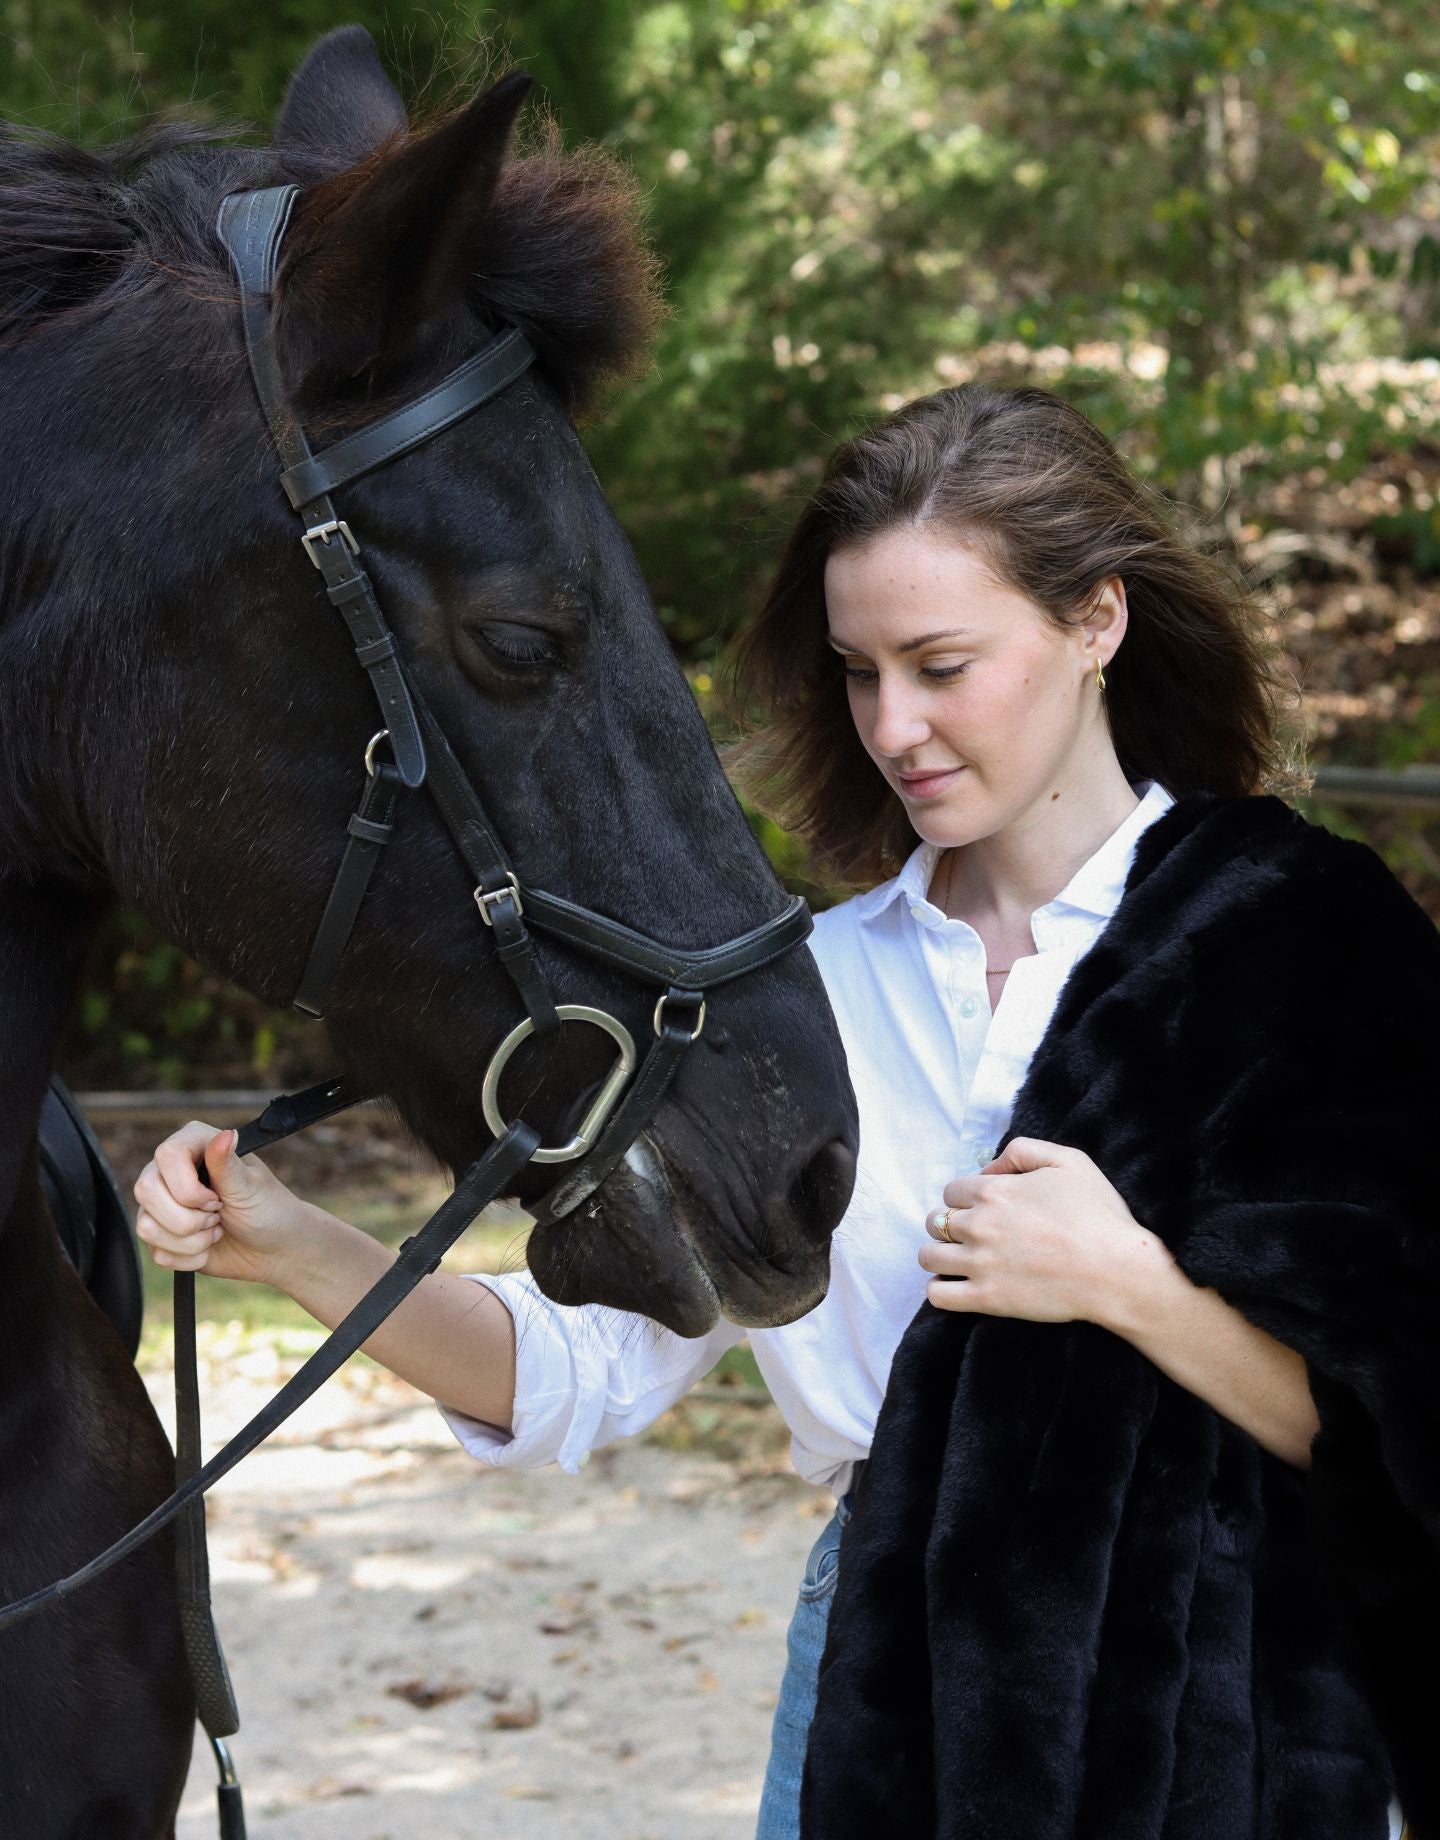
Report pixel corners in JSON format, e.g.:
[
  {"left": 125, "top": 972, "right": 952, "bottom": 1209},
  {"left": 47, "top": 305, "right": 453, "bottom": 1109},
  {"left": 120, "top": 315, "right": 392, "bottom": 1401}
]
[{"left": 215, "top": 185, "right": 428, "bottom": 789}]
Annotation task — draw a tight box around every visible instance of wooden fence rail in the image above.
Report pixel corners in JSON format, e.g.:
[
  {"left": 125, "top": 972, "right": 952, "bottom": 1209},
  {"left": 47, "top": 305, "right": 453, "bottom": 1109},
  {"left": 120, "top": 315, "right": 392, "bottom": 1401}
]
[{"left": 1307, "top": 765, "right": 1440, "bottom": 810}]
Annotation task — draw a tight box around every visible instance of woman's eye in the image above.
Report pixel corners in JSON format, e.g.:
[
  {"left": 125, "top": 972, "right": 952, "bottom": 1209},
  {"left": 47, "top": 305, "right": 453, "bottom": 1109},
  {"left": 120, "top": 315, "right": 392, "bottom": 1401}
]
[
  {"left": 472, "top": 624, "right": 560, "bottom": 668},
  {"left": 841, "top": 661, "right": 970, "bottom": 683}
]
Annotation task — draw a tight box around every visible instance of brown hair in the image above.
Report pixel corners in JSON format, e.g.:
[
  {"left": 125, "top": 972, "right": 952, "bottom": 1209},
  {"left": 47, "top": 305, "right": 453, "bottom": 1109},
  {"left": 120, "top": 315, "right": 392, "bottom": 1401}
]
[{"left": 725, "top": 383, "right": 1304, "bottom": 888}]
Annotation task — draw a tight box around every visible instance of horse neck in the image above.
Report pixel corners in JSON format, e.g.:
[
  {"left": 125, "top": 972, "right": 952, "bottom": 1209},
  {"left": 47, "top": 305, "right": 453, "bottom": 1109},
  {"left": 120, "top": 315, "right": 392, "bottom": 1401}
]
[
  {"left": 0, "top": 607, "right": 103, "bottom": 880},
  {"left": 0, "top": 874, "right": 101, "bottom": 1228}
]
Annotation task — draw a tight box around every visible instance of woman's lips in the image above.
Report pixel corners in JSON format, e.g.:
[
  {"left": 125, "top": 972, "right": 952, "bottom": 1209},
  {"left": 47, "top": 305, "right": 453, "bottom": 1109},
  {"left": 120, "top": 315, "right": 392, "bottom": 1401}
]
[{"left": 897, "top": 766, "right": 966, "bottom": 799}]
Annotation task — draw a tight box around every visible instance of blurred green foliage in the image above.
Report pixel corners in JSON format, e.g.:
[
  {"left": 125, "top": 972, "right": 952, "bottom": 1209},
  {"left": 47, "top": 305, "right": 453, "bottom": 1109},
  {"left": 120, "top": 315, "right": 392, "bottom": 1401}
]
[
  {"left": 7, "top": 1, "right": 1437, "bottom": 1080},
  {"left": 8, "top": 0, "right": 1438, "bottom": 629},
  {"left": 72, "top": 912, "right": 306, "bottom": 1088}
]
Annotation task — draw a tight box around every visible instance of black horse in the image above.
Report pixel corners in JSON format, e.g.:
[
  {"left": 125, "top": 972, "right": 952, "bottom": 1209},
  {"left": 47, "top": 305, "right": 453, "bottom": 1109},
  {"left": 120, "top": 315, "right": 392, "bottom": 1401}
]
[{"left": 0, "top": 28, "right": 857, "bottom": 1835}]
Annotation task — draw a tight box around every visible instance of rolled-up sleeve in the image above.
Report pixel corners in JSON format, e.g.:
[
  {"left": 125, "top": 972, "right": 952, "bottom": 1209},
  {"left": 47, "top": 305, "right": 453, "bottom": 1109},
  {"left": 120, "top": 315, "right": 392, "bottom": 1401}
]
[{"left": 438, "top": 1269, "right": 746, "bottom": 1474}]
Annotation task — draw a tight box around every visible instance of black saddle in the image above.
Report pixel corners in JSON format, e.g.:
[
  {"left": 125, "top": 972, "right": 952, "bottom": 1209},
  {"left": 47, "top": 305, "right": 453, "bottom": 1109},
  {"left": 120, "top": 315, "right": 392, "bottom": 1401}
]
[{"left": 39, "top": 1078, "right": 144, "bottom": 1358}]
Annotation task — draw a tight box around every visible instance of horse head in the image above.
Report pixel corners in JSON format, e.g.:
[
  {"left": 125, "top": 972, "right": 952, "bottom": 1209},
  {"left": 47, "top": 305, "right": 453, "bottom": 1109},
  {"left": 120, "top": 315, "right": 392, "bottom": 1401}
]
[{"left": 0, "top": 28, "right": 858, "bottom": 1337}]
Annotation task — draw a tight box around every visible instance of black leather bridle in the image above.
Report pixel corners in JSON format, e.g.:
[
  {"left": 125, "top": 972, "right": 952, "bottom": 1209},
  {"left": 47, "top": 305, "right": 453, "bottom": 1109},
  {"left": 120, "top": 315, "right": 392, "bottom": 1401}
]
[
  {"left": 0, "top": 184, "right": 816, "bottom": 1838},
  {"left": 216, "top": 184, "right": 813, "bottom": 1222}
]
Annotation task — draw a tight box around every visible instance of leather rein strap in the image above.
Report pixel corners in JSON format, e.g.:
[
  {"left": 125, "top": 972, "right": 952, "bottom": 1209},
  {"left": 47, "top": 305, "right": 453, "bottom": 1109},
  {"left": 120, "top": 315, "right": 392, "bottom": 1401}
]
[{"left": 0, "top": 183, "right": 816, "bottom": 1839}]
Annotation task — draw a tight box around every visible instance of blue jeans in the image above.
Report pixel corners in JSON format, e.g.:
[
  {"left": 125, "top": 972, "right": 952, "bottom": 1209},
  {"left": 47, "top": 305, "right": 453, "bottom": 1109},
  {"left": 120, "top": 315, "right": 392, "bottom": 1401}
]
[{"left": 755, "top": 1486, "right": 855, "bottom": 1840}]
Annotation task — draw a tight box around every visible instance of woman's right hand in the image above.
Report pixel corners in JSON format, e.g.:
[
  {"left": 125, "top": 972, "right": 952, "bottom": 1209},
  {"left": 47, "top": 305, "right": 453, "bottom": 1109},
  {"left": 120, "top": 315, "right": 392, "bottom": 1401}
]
[{"left": 133, "top": 1123, "right": 310, "bottom": 1288}]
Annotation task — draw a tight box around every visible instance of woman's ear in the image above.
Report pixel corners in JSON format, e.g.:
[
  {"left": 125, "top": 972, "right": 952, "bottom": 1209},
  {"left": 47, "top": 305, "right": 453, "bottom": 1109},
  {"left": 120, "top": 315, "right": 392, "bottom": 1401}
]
[{"left": 1082, "top": 576, "right": 1129, "bottom": 662}]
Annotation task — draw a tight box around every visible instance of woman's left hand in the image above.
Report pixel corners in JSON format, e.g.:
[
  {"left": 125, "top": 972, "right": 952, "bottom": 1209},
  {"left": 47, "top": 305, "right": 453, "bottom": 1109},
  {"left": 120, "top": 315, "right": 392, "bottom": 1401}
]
[{"left": 920, "top": 1137, "right": 1162, "bottom": 1325}]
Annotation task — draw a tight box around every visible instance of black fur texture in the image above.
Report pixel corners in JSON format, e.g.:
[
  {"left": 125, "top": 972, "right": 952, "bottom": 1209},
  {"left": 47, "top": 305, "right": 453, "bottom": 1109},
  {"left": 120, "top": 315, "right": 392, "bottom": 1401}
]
[{"left": 802, "top": 790, "right": 1440, "bottom": 1840}]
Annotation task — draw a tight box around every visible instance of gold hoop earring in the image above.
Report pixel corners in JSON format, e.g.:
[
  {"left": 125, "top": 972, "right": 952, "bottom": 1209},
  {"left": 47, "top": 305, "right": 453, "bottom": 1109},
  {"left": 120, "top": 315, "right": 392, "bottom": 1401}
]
[{"left": 1095, "top": 657, "right": 1107, "bottom": 692}]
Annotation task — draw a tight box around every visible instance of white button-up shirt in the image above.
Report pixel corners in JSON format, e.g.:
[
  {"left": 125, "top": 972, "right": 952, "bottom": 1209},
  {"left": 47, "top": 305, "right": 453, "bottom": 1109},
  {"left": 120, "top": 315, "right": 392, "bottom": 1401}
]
[
  {"left": 443, "top": 772, "right": 1406, "bottom": 1840},
  {"left": 442, "top": 780, "right": 1177, "bottom": 1493}
]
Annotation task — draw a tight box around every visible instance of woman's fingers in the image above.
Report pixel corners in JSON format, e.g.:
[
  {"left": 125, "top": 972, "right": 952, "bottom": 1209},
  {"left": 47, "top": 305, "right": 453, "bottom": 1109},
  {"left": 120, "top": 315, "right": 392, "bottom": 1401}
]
[
  {"left": 918, "top": 1236, "right": 972, "bottom": 1275},
  {"left": 924, "top": 1204, "right": 970, "bottom": 1242},
  {"left": 135, "top": 1206, "right": 221, "bottom": 1260},
  {"left": 147, "top": 1242, "right": 215, "bottom": 1273},
  {"left": 135, "top": 1122, "right": 227, "bottom": 1238},
  {"left": 134, "top": 1162, "right": 219, "bottom": 1239},
  {"left": 154, "top": 1122, "right": 226, "bottom": 1207},
  {"left": 137, "top": 1199, "right": 220, "bottom": 1273},
  {"left": 941, "top": 1174, "right": 981, "bottom": 1211}
]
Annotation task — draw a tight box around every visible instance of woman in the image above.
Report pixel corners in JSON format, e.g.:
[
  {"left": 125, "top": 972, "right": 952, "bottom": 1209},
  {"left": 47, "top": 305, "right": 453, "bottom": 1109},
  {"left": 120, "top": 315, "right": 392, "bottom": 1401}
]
[{"left": 134, "top": 384, "right": 1421, "bottom": 1838}]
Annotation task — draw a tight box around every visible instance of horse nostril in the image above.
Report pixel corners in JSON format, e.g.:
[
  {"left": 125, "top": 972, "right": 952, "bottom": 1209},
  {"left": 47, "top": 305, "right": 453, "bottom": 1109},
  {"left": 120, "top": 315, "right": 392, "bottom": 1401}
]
[{"left": 785, "top": 1138, "right": 856, "bottom": 1244}]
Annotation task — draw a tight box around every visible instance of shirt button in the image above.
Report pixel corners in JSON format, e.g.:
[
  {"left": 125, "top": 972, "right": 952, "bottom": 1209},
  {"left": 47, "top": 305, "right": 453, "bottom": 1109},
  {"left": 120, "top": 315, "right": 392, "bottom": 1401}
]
[{"left": 959, "top": 996, "right": 979, "bottom": 1019}]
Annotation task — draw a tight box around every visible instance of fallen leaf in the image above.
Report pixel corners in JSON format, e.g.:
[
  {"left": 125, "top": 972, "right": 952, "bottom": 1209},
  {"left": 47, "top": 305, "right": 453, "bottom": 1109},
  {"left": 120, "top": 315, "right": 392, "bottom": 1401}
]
[
  {"left": 303, "top": 1776, "right": 372, "bottom": 1801},
  {"left": 386, "top": 1678, "right": 470, "bottom": 1711},
  {"left": 490, "top": 1691, "right": 542, "bottom": 1730},
  {"left": 539, "top": 1613, "right": 592, "bottom": 1636}
]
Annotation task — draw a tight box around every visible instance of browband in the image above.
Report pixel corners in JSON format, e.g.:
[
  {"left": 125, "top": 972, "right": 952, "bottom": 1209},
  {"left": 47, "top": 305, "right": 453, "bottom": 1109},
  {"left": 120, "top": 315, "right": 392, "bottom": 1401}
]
[{"left": 279, "top": 330, "right": 536, "bottom": 510}]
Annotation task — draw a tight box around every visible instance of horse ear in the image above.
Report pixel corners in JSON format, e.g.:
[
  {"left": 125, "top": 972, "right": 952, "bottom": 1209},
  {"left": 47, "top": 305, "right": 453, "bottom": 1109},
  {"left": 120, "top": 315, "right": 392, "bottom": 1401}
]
[
  {"left": 275, "top": 26, "right": 408, "bottom": 167},
  {"left": 275, "top": 70, "right": 533, "bottom": 390}
]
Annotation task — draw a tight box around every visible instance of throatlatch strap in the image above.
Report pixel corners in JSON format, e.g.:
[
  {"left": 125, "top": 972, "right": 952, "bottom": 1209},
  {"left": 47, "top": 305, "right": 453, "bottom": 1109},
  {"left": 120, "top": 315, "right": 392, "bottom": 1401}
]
[{"left": 293, "top": 763, "right": 404, "bottom": 1018}]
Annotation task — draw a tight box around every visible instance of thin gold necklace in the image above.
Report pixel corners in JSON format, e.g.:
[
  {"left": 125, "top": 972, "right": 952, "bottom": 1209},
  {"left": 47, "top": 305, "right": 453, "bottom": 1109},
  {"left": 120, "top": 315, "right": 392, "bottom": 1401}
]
[{"left": 939, "top": 848, "right": 1017, "bottom": 975}]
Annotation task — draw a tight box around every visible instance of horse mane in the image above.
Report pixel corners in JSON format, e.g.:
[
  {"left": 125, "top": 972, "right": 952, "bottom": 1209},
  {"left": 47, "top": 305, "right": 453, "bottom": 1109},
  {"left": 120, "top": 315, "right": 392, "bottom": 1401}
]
[
  {"left": 0, "top": 121, "right": 233, "bottom": 342},
  {"left": 0, "top": 105, "right": 663, "bottom": 412}
]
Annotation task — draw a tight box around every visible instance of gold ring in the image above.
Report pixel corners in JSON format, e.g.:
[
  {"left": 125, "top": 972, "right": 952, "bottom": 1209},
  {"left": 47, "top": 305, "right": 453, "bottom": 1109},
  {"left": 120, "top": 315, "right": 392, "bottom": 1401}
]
[{"left": 926, "top": 1206, "right": 959, "bottom": 1243}]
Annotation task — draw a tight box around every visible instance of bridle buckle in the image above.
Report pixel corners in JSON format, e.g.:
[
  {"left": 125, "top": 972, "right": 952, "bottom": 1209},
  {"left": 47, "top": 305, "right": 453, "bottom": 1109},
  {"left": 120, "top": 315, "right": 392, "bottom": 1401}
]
[
  {"left": 301, "top": 518, "right": 359, "bottom": 569},
  {"left": 654, "top": 991, "right": 706, "bottom": 1042},
  {"left": 475, "top": 873, "right": 524, "bottom": 927}
]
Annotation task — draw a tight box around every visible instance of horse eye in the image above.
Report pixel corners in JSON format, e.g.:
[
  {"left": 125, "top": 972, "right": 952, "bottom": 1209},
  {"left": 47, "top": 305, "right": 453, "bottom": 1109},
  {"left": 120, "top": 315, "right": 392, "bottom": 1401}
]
[{"left": 472, "top": 623, "right": 561, "bottom": 669}]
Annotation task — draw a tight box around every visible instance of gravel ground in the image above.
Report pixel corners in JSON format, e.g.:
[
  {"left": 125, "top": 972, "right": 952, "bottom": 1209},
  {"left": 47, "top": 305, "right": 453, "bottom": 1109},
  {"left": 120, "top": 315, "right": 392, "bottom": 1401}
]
[
  {"left": 93, "top": 1105, "right": 827, "bottom": 1839},
  {"left": 145, "top": 1346, "right": 827, "bottom": 1840}
]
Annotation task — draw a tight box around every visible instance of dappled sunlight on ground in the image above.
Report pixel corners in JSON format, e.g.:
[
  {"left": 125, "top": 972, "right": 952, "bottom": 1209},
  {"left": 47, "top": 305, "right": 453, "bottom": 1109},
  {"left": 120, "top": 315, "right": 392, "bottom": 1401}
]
[{"left": 138, "top": 1311, "right": 820, "bottom": 1840}]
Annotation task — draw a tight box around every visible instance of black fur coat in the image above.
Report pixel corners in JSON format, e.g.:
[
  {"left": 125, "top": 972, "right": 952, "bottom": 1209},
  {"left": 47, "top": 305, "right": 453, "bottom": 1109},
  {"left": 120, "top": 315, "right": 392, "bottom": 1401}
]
[{"left": 802, "top": 791, "right": 1440, "bottom": 1840}]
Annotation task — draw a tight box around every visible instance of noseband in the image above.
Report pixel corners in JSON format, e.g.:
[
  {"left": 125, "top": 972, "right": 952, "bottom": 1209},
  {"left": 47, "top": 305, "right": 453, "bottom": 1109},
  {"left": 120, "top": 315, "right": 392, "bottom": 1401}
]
[{"left": 0, "top": 184, "right": 817, "bottom": 1832}]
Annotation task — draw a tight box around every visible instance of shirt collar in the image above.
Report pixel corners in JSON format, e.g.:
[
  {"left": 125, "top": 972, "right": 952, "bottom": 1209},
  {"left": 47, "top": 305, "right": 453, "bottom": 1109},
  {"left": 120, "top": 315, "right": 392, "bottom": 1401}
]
[{"left": 854, "top": 779, "right": 1176, "bottom": 928}]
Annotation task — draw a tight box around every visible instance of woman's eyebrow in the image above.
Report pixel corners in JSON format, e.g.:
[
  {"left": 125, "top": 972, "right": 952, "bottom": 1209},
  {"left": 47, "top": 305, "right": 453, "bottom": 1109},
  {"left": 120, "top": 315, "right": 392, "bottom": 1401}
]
[{"left": 826, "top": 628, "right": 976, "bottom": 654}]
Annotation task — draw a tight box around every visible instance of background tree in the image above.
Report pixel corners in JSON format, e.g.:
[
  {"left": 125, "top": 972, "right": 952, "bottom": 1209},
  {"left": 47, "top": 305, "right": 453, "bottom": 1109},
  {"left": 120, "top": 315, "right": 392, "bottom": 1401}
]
[{"left": 3, "top": 0, "right": 1437, "bottom": 1081}]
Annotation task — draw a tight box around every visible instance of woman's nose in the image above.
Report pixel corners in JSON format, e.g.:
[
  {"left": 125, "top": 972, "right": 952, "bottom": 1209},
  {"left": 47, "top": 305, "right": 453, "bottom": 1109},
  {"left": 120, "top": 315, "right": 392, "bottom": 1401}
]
[{"left": 869, "top": 676, "right": 930, "bottom": 759}]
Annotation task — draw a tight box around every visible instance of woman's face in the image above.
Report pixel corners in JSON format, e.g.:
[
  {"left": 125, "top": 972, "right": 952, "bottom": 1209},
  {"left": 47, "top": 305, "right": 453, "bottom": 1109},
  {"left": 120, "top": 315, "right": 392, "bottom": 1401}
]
[{"left": 823, "top": 524, "right": 1123, "bottom": 848}]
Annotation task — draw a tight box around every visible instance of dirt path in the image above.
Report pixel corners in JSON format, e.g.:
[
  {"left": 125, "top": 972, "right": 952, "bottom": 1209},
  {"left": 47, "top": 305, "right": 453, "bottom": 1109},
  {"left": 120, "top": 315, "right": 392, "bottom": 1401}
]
[{"left": 148, "top": 1350, "right": 827, "bottom": 1840}]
